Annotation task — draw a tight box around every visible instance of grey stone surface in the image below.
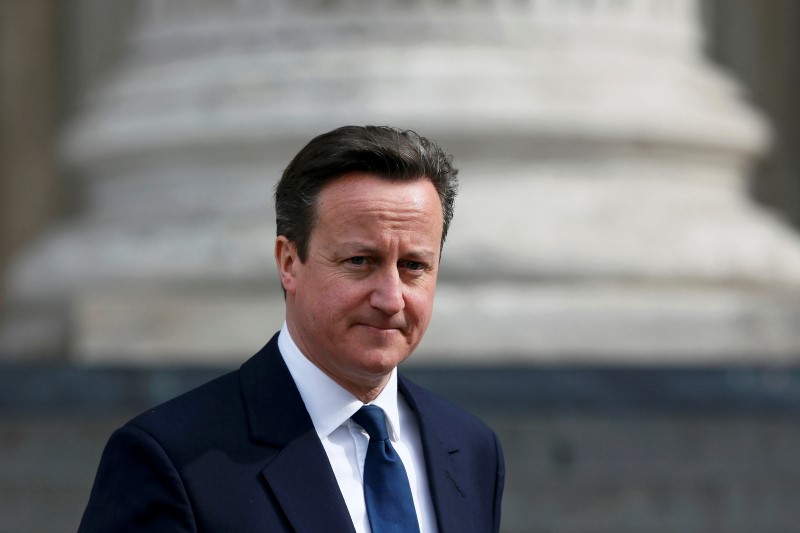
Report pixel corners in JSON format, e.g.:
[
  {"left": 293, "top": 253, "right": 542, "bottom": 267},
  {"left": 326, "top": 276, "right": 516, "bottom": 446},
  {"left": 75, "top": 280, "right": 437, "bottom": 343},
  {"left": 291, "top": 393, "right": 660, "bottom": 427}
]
[
  {"left": 3, "top": 0, "right": 800, "bottom": 364},
  {"left": 493, "top": 415, "right": 800, "bottom": 533},
  {"left": 0, "top": 414, "right": 128, "bottom": 533},
  {"left": 3, "top": 364, "right": 800, "bottom": 532}
]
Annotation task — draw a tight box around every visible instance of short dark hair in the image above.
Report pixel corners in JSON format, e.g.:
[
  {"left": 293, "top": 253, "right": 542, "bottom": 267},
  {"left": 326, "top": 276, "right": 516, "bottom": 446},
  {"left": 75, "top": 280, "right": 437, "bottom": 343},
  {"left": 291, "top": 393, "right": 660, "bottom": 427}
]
[{"left": 274, "top": 125, "right": 458, "bottom": 261}]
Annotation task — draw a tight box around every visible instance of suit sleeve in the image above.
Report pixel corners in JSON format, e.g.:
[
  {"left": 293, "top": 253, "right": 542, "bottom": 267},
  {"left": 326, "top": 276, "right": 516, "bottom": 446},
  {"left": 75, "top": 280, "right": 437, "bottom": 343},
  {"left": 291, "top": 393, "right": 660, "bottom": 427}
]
[
  {"left": 78, "top": 425, "right": 197, "bottom": 533},
  {"left": 492, "top": 431, "right": 505, "bottom": 533}
]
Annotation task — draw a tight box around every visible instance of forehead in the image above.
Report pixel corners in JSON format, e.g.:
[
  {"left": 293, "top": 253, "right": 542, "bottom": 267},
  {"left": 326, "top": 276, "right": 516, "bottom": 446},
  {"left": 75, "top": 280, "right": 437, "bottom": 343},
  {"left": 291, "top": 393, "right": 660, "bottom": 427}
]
[
  {"left": 312, "top": 172, "right": 443, "bottom": 242},
  {"left": 317, "top": 172, "right": 439, "bottom": 214}
]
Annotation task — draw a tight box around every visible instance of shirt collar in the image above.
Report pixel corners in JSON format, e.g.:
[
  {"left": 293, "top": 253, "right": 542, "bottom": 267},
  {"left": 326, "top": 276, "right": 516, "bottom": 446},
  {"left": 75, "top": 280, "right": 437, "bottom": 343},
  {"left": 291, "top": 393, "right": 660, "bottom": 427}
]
[{"left": 278, "top": 322, "right": 401, "bottom": 441}]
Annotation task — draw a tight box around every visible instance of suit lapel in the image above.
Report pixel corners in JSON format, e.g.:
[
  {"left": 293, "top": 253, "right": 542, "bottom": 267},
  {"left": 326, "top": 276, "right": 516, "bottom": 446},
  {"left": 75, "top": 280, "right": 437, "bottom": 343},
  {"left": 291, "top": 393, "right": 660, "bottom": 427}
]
[
  {"left": 239, "top": 336, "right": 477, "bottom": 532},
  {"left": 262, "top": 430, "right": 356, "bottom": 533},
  {"left": 239, "top": 334, "right": 355, "bottom": 533},
  {"left": 399, "top": 376, "right": 473, "bottom": 533}
]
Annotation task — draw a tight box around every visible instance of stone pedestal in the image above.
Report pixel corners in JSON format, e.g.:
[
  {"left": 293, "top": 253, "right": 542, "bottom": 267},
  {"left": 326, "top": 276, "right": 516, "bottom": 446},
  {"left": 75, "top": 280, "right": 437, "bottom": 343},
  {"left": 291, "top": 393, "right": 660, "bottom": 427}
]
[{"left": 3, "top": 0, "right": 800, "bottom": 363}]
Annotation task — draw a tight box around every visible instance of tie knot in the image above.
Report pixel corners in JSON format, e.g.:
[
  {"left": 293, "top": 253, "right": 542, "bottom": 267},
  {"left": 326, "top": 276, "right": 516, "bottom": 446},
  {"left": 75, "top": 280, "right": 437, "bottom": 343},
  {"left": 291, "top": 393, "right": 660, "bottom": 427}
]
[{"left": 352, "top": 405, "right": 390, "bottom": 441}]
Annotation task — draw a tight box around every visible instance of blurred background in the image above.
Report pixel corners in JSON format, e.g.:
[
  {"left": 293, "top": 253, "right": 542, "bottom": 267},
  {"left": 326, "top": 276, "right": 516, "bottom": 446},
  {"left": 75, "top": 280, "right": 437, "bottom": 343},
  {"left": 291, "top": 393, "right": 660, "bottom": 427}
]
[{"left": 2, "top": 0, "right": 800, "bottom": 531}]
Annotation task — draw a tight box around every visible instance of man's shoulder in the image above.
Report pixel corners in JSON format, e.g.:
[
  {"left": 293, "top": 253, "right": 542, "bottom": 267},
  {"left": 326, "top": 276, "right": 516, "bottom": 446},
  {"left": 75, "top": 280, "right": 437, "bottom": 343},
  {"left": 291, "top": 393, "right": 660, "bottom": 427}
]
[
  {"left": 123, "top": 333, "right": 282, "bottom": 442},
  {"left": 123, "top": 368, "right": 246, "bottom": 449},
  {"left": 399, "top": 373, "right": 497, "bottom": 440}
]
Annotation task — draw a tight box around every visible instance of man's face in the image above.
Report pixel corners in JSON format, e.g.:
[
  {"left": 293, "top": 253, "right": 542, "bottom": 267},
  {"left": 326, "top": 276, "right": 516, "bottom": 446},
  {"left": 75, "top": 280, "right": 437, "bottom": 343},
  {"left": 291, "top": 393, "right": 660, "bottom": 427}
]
[{"left": 276, "top": 172, "right": 443, "bottom": 398}]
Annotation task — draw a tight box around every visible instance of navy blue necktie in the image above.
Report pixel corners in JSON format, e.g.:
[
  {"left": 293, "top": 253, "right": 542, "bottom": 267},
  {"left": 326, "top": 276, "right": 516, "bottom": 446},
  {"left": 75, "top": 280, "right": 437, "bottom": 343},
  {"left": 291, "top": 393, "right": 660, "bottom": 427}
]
[{"left": 352, "top": 405, "right": 421, "bottom": 533}]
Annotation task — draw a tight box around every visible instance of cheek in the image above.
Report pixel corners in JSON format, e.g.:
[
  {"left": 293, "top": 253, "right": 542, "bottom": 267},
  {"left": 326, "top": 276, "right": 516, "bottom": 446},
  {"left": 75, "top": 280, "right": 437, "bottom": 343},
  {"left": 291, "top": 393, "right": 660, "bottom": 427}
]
[
  {"left": 332, "top": 279, "right": 372, "bottom": 307},
  {"left": 406, "top": 287, "right": 436, "bottom": 324},
  {"left": 316, "top": 289, "right": 357, "bottom": 327}
]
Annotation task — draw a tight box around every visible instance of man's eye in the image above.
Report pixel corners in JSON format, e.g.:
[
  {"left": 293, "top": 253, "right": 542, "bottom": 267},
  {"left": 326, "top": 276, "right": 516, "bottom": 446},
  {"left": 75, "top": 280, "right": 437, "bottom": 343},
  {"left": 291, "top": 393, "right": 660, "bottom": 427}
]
[
  {"left": 404, "top": 261, "right": 424, "bottom": 271},
  {"left": 348, "top": 257, "right": 367, "bottom": 265}
]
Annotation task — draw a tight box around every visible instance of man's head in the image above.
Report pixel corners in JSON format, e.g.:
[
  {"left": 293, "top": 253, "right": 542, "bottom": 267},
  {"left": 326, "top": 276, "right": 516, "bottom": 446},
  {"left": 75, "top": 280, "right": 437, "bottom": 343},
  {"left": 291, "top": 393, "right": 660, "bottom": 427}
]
[
  {"left": 275, "top": 125, "right": 458, "bottom": 262},
  {"left": 273, "top": 126, "right": 458, "bottom": 401}
]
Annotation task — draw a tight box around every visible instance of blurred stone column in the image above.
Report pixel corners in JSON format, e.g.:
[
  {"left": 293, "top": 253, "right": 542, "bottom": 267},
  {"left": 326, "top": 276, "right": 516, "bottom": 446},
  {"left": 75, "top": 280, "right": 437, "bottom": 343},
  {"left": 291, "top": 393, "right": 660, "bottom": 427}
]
[
  {"left": 0, "top": 0, "right": 60, "bottom": 346},
  {"left": 3, "top": 0, "right": 800, "bottom": 364}
]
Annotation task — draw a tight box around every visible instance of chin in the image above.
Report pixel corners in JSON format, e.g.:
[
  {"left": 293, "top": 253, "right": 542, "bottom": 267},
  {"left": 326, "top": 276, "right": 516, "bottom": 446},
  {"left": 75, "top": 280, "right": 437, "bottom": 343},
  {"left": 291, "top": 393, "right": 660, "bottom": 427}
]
[{"left": 355, "top": 348, "right": 410, "bottom": 374}]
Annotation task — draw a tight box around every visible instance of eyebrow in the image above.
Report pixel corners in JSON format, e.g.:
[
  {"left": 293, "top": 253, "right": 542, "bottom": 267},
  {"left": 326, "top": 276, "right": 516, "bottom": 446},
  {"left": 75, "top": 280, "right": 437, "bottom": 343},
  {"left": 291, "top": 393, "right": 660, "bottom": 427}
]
[{"left": 340, "top": 242, "right": 438, "bottom": 262}]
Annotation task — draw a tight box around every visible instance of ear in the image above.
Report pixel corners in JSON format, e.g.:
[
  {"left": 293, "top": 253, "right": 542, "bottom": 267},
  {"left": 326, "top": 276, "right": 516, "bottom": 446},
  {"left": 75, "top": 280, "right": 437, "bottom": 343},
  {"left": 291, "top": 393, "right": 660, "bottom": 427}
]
[{"left": 275, "top": 236, "right": 299, "bottom": 295}]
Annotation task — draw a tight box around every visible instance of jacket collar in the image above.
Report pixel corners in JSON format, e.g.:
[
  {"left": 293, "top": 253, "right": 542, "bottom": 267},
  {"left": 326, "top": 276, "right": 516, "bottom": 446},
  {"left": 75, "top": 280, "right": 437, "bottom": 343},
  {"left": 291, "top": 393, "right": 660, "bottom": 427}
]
[
  {"left": 399, "top": 375, "right": 473, "bottom": 533},
  {"left": 240, "top": 332, "right": 314, "bottom": 447},
  {"left": 239, "top": 333, "right": 356, "bottom": 533},
  {"left": 238, "top": 334, "right": 473, "bottom": 533}
]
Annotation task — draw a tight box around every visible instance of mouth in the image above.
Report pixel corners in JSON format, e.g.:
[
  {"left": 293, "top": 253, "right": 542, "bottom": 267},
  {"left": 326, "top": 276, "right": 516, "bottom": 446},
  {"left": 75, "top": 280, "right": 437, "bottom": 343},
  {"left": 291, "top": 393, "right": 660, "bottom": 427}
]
[{"left": 356, "top": 323, "right": 404, "bottom": 334}]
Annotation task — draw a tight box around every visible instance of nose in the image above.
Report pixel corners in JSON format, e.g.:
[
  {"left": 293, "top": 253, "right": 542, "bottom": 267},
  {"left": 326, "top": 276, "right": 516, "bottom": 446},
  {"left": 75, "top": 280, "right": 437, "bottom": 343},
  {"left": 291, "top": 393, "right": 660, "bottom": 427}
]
[{"left": 369, "top": 267, "right": 405, "bottom": 316}]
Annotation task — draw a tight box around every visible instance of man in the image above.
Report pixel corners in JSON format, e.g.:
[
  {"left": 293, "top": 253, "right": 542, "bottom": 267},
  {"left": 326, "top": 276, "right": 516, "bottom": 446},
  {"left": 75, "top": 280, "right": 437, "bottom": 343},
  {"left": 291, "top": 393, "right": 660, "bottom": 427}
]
[{"left": 79, "top": 125, "right": 504, "bottom": 532}]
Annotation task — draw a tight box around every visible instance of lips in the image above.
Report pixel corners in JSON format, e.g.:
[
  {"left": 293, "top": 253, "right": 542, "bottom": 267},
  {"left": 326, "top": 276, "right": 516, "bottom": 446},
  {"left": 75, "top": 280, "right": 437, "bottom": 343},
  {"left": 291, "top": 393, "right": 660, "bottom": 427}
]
[{"left": 356, "top": 322, "right": 405, "bottom": 333}]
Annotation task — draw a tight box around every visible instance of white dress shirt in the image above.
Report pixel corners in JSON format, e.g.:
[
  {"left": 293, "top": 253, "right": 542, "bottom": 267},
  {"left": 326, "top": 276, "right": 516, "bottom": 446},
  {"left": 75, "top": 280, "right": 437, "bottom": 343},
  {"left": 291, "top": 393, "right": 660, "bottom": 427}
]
[{"left": 278, "top": 323, "right": 438, "bottom": 533}]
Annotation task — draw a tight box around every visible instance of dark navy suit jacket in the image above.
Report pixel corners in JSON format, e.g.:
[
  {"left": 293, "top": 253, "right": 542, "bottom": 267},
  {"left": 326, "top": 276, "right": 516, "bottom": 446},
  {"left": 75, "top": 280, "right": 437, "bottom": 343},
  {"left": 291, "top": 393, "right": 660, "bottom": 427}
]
[{"left": 79, "top": 333, "right": 504, "bottom": 532}]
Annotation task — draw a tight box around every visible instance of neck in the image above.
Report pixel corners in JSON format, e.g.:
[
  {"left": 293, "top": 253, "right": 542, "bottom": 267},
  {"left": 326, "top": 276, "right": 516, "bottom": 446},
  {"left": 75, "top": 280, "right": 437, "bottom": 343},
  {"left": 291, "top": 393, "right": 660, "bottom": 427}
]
[
  {"left": 335, "top": 374, "right": 391, "bottom": 404},
  {"left": 282, "top": 321, "right": 394, "bottom": 404}
]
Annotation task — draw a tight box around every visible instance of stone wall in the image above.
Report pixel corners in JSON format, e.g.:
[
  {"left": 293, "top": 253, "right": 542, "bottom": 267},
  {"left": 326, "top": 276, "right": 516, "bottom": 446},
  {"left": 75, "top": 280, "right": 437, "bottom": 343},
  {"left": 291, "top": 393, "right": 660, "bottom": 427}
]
[
  {"left": 3, "top": 364, "right": 800, "bottom": 532},
  {"left": 6, "top": 0, "right": 800, "bottom": 366}
]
